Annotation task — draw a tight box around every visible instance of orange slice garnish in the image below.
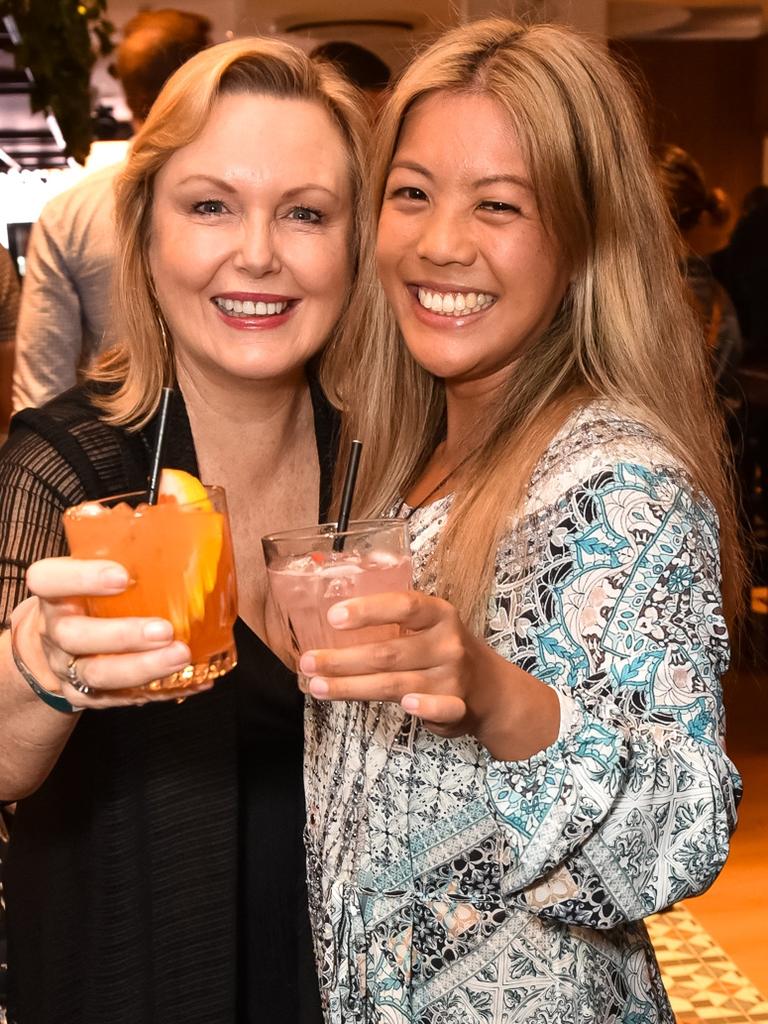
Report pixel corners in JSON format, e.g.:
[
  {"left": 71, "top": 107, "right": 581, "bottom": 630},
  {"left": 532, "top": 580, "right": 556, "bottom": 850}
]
[
  {"left": 159, "top": 469, "right": 223, "bottom": 637},
  {"left": 158, "top": 468, "right": 210, "bottom": 508}
]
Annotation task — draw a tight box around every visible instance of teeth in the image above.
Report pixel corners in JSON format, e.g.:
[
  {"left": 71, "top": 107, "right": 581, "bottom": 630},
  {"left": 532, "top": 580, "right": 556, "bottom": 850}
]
[
  {"left": 214, "top": 297, "right": 289, "bottom": 318},
  {"left": 416, "top": 288, "right": 495, "bottom": 317}
]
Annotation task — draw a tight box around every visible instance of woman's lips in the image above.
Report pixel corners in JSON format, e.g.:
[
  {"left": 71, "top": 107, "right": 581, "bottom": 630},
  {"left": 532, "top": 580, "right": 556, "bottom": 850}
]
[
  {"left": 407, "top": 284, "right": 496, "bottom": 327},
  {"left": 211, "top": 295, "right": 298, "bottom": 330}
]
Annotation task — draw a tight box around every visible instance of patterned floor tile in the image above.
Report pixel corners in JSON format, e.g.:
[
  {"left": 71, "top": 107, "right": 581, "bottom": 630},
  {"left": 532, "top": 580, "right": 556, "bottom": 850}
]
[{"left": 648, "top": 905, "right": 768, "bottom": 1023}]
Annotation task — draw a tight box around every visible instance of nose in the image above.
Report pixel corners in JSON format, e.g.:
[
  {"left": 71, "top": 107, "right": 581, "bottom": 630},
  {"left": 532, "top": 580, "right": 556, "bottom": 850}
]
[
  {"left": 415, "top": 205, "right": 476, "bottom": 267},
  {"left": 233, "top": 213, "right": 281, "bottom": 278}
]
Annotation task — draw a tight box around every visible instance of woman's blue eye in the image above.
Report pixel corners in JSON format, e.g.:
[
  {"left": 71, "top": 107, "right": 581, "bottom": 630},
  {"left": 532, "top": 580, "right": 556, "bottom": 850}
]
[
  {"left": 288, "top": 206, "right": 323, "bottom": 224},
  {"left": 194, "top": 199, "right": 226, "bottom": 215}
]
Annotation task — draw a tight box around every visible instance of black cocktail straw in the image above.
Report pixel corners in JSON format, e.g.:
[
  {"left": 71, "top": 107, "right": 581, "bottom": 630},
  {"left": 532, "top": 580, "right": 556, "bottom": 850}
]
[
  {"left": 332, "top": 439, "right": 363, "bottom": 552},
  {"left": 147, "top": 387, "right": 174, "bottom": 505}
]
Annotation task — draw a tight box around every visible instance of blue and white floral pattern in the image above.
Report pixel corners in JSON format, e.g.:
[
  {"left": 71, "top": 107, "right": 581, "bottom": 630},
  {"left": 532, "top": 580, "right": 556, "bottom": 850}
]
[{"left": 304, "top": 404, "right": 742, "bottom": 1023}]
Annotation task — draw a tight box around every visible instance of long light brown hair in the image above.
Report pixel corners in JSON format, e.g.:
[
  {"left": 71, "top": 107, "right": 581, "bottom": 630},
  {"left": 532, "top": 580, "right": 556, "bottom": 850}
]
[
  {"left": 91, "top": 36, "right": 372, "bottom": 428},
  {"left": 323, "top": 18, "right": 743, "bottom": 633}
]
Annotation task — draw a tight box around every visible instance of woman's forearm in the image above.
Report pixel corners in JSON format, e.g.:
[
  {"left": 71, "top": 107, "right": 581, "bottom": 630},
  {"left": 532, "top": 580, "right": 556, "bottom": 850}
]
[{"left": 0, "top": 609, "right": 79, "bottom": 802}]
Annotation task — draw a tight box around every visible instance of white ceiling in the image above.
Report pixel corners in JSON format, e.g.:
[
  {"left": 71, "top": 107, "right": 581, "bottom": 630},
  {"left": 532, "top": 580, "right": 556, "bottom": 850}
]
[
  {"left": 609, "top": 2, "right": 765, "bottom": 38},
  {"left": 85, "top": 0, "right": 766, "bottom": 118},
  {"left": 100, "top": 0, "right": 768, "bottom": 46},
  {"left": 5, "top": 1, "right": 767, "bottom": 135}
]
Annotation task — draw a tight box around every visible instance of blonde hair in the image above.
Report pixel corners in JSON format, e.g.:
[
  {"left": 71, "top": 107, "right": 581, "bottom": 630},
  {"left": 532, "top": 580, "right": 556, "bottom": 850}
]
[
  {"left": 324, "top": 18, "right": 743, "bottom": 632},
  {"left": 90, "top": 36, "right": 372, "bottom": 427}
]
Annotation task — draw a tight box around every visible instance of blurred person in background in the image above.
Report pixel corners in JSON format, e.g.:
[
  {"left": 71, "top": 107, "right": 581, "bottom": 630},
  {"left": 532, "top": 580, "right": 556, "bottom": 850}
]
[
  {"left": 710, "top": 184, "right": 768, "bottom": 592},
  {"left": 11, "top": 9, "right": 211, "bottom": 413},
  {"left": 657, "top": 144, "right": 742, "bottom": 392},
  {"left": 310, "top": 40, "right": 390, "bottom": 117},
  {"left": 0, "top": 246, "right": 20, "bottom": 441},
  {"left": 712, "top": 188, "right": 768, "bottom": 368},
  {"left": 737, "top": 184, "right": 768, "bottom": 223}
]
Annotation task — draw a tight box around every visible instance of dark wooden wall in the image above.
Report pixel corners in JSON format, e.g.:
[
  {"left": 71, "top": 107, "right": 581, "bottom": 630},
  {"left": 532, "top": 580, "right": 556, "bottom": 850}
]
[{"left": 611, "top": 38, "right": 765, "bottom": 214}]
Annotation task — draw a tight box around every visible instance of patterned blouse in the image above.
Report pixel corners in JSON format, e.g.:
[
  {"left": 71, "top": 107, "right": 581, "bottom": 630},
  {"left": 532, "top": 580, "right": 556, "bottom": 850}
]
[{"left": 304, "top": 403, "right": 742, "bottom": 1024}]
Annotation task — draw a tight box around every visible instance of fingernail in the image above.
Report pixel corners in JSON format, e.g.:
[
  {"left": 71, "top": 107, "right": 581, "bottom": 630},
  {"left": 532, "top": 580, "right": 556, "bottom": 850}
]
[
  {"left": 99, "top": 566, "right": 129, "bottom": 590},
  {"left": 143, "top": 619, "right": 174, "bottom": 642},
  {"left": 300, "top": 653, "right": 317, "bottom": 674},
  {"left": 309, "top": 677, "right": 329, "bottom": 698},
  {"left": 401, "top": 695, "right": 420, "bottom": 712},
  {"left": 327, "top": 604, "right": 349, "bottom": 626}
]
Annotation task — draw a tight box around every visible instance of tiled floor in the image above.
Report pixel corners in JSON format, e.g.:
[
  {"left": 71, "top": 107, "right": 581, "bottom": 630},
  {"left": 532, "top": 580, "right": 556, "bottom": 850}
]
[
  {"left": 649, "top": 905, "right": 768, "bottom": 1023},
  {"left": 647, "top": 633, "right": 768, "bottom": 1024}
]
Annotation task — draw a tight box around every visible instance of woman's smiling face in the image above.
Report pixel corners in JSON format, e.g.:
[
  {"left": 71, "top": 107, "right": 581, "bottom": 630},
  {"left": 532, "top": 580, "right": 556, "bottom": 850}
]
[
  {"left": 376, "top": 91, "right": 571, "bottom": 389},
  {"left": 149, "top": 91, "right": 354, "bottom": 387}
]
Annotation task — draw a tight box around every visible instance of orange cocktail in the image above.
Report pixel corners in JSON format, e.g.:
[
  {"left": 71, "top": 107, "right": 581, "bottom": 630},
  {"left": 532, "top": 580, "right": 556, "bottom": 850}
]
[{"left": 63, "top": 482, "right": 237, "bottom": 696}]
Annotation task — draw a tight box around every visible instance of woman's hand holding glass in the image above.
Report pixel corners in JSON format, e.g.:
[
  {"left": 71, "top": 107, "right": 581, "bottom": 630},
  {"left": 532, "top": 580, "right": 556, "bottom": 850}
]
[
  {"left": 17, "top": 557, "right": 194, "bottom": 709},
  {"left": 300, "top": 589, "right": 560, "bottom": 759}
]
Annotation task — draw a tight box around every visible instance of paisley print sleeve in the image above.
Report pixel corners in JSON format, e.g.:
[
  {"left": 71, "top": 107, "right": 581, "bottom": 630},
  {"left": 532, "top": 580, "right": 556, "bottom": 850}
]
[{"left": 483, "top": 460, "right": 742, "bottom": 927}]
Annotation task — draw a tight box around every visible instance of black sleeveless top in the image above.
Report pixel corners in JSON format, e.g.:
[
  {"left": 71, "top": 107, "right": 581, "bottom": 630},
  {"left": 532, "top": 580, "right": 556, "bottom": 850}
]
[{"left": 0, "top": 382, "right": 336, "bottom": 1024}]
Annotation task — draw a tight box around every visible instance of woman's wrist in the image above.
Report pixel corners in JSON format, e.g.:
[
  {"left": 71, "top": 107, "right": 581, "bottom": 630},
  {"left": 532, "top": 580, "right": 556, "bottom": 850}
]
[
  {"left": 8, "top": 599, "right": 70, "bottom": 707},
  {"left": 469, "top": 643, "right": 561, "bottom": 761},
  {"left": 1, "top": 601, "right": 80, "bottom": 802}
]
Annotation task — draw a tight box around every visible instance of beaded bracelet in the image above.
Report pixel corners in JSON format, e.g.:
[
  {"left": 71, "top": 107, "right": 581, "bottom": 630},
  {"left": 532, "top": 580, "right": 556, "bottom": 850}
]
[{"left": 10, "top": 616, "right": 79, "bottom": 715}]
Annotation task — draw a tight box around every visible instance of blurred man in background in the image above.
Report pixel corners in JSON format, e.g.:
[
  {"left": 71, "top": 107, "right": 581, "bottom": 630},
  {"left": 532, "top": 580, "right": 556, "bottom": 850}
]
[
  {"left": 12, "top": 9, "right": 211, "bottom": 412},
  {"left": 310, "top": 40, "right": 390, "bottom": 116}
]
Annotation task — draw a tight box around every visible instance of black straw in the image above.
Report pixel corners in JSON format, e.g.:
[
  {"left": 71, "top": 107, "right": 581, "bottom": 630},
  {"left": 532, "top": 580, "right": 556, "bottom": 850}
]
[
  {"left": 332, "top": 439, "right": 363, "bottom": 552},
  {"left": 147, "top": 387, "right": 174, "bottom": 505}
]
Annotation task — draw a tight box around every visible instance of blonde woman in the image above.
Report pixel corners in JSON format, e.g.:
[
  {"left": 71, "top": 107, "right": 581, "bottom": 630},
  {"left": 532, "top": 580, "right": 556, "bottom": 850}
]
[
  {"left": 303, "top": 19, "right": 743, "bottom": 1022},
  {"left": 0, "top": 38, "right": 370, "bottom": 1023}
]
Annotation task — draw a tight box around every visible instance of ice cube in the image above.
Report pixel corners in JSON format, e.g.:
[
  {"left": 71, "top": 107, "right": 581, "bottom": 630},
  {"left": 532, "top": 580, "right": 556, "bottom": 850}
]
[
  {"left": 318, "top": 563, "right": 364, "bottom": 577},
  {"left": 77, "top": 501, "right": 108, "bottom": 517},
  {"left": 363, "top": 552, "right": 400, "bottom": 569},
  {"left": 283, "top": 554, "right": 318, "bottom": 575},
  {"left": 323, "top": 575, "right": 357, "bottom": 600}
]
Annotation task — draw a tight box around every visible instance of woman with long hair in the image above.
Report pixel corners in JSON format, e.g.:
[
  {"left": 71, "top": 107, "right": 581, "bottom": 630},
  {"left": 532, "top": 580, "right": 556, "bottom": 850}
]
[
  {"left": 0, "top": 37, "right": 370, "bottom": 1023},
  {"left": 305, "top": 19, "right": 743, "bottom": 1021},
  {"left": 656, "top": 142, "right": 742, "bottom": 389}
]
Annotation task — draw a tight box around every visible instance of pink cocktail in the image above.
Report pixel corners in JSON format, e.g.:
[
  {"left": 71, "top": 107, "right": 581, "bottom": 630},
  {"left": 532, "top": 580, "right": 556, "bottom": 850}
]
[{"left": 262, "top": 519, "right": 411, "bottom": 686}]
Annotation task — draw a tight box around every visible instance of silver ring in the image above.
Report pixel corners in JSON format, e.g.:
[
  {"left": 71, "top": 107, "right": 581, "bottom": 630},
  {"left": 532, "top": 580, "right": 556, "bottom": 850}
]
[{"left": 66, "top": 657, "right": 91, "bottom": 697}]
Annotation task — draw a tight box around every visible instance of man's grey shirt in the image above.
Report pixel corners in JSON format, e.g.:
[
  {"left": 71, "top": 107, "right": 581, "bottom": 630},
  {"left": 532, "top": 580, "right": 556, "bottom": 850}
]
[{"left": 12, "top": 163, "right": 120, "bottom": 412}]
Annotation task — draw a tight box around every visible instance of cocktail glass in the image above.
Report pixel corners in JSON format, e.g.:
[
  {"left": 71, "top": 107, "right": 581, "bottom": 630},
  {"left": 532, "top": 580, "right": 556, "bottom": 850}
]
[
  {"left": 262, "top": 518, "right": 411, "bottom": 691},
  {"left": 63, "top": 486, "right": 238, "bottom": 697}
]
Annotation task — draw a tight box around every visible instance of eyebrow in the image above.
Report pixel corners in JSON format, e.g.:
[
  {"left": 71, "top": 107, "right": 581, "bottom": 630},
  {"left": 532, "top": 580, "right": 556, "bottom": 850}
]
[
  {"left": 176, "top": 174, "right": 340, "bottom": 200},
  {"left": 474, "top": 173, "right": 533, "bottom": 192},
  {"left": 389, "top": 161, "right": 533, "bottom": 192},
  {"left": 282, "top": 184, "right": 341, "bottom": 201},
  {"left": 176, "top": 174, "right": 238, "bottom": 192}
]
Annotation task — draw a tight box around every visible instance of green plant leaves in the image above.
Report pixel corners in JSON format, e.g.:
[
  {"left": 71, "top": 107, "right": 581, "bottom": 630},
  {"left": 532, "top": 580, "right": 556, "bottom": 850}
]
[{"left": 0, "top": 0, "right": 115, "bottom": 164}]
